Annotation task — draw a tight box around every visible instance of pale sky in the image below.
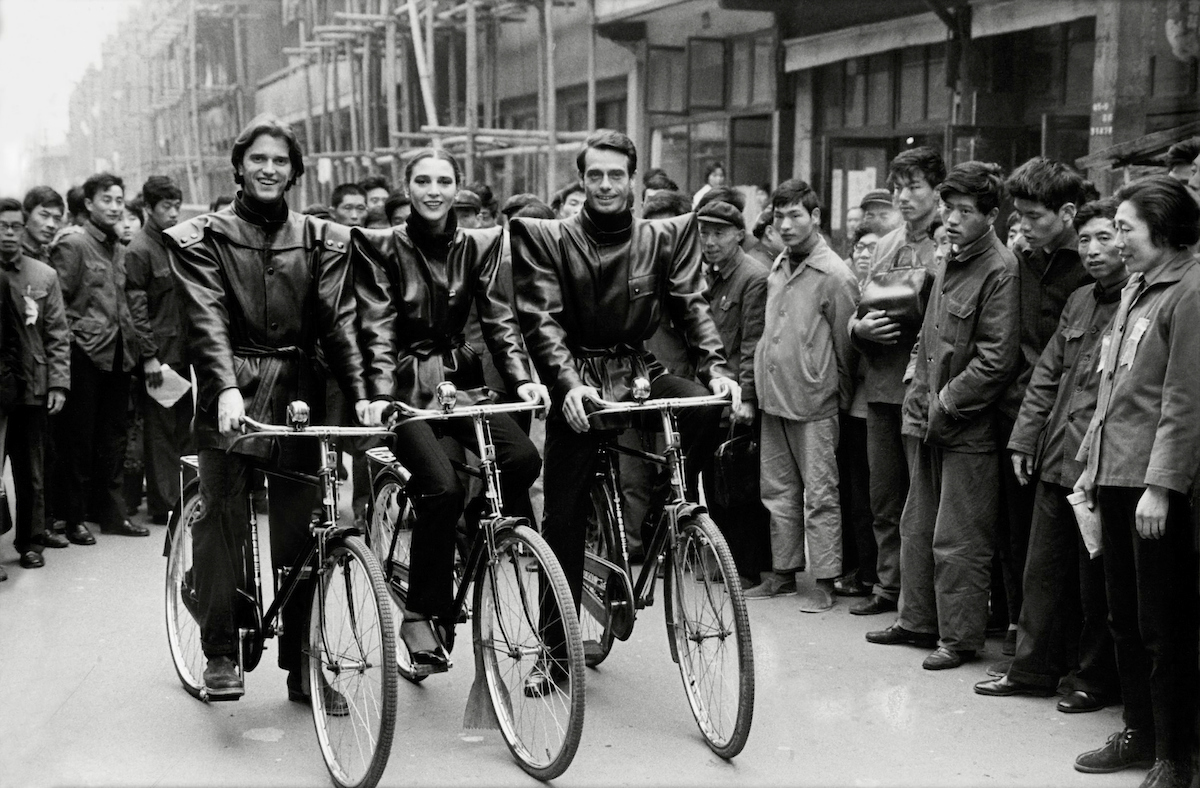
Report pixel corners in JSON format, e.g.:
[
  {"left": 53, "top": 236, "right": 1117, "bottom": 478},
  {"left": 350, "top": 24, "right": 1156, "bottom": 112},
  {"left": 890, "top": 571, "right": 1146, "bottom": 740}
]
[{"left": 0, "top": 0, "right": 140, "bottom": 192}]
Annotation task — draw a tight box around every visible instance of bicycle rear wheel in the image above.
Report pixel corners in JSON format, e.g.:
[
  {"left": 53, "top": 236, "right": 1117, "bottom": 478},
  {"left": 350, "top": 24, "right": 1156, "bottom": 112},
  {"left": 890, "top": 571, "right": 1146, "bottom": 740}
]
[
  {"left": 164, "top": 482, "right": 205, "bottom": 699},
  {"left": 309, "top": 535, "right": 398, "bottom": 788},
  {"left": 368, "top": 470, "right": 425, "bottom": 682},
  {"left": 580, "top": 482, "right": 618, "bottom": 667},
  {"left": 473, "top": 524, "right": 585, "bottom": 780},
  {"left": 665, "top": 513, "right": 754, "bottom": 759}
]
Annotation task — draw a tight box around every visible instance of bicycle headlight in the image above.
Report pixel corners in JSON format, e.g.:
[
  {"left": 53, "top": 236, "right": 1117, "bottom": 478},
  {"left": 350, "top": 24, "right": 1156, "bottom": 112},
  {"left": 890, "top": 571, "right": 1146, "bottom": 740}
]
[{"left": 436, "top": 381, "right": 458, "bottom": 411}]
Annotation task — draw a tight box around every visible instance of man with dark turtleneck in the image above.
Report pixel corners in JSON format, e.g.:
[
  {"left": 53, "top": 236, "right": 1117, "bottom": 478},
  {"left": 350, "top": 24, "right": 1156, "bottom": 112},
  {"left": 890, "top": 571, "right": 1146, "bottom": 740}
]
[
  {"left": 509, "top": 129, "right": 740, "bottom": 631},
  {"left": 165, "top": 115, "right": 390, "bottom": 702}
]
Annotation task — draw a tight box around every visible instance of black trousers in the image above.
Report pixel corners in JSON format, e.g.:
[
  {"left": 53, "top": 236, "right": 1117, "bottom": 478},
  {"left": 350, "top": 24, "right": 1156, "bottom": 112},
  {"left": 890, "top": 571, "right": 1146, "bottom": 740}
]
[
  {"left": 995, "top": 414, "right": 1037, "bottom": 625},
  {"left": 388, "top": 412, "right": 541, "bottom": 618},
  {"left": 57, "top": 344, "right": 130, "bottom": 530},
  {"left": 701, "top": 418, "right": 771, "bottom": 582},
  {"left": 1098, "top": 486, "right": 1199, "bottom": 760},
  {"left": 194, "top": 439, "right": 319, "bottom": 671},
  {"left": 1007, "top": 481, "right": 1117, "bottom": 696},
  {"left": 837, "top": 413, "right": 876, "bottom": 585},
  {"left": 866, "top": 402, "right": 908, "bottom": 601},
  {"left": 8, "top": 404, "right": 48, "bottom": 553},
  {"left": 142, "top": 385, "right": 194, "bottom": 519},
  {"left": 542, "top": 374, "right": 720, "bottom": 612}
]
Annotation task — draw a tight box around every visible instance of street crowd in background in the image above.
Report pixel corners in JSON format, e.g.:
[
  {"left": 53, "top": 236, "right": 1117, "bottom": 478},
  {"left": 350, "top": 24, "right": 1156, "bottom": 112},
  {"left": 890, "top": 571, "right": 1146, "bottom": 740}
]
[{"left": 2, "top": 120, "right": 1200, "bottom": 788}]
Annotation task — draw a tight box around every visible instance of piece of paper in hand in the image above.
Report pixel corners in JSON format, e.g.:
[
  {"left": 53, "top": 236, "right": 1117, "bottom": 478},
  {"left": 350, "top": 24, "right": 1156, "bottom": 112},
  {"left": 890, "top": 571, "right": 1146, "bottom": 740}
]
[
  {"left": 148, "top": 363, "right": 192, "bottom": 408},
  {"left": 23, "top": 295, "right": 38, "bottom": 326}
]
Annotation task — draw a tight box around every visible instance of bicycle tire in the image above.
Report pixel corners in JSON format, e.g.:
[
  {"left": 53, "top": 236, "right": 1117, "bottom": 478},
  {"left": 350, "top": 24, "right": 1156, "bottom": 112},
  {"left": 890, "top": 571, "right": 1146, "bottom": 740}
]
[
  {"left": 473, "top": 524, "right": 585, "bottom": 780},
  {"left": 580, "top": 482, "right": 618, "bottom": 667},
  {"left": 164, "top": 482, "right": 205, "bottom": 700},
  {"left": 665, "top": 513, "right": 754, "bottom": 759},
  {"left": 367, "top": 470, "right": 425, "bottom": 683},
  {"left": 308, "top": 534, "right": 398, "bottom": 788}
]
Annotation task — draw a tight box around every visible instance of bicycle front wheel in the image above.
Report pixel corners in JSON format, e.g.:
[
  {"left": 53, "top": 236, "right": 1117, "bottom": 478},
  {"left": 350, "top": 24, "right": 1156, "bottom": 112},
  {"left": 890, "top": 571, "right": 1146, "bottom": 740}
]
[
  {"left": 473, "top": 524, "right": 585, "bottom": 780},
  {"left": 666, "top": 513, "right": 754, "bottom": 759},
  {"left": 164, "top": 482, "right": 205, "bottom": 699},
  {"left": 308, "top": 535, "right": 398, "bottom": 788}
]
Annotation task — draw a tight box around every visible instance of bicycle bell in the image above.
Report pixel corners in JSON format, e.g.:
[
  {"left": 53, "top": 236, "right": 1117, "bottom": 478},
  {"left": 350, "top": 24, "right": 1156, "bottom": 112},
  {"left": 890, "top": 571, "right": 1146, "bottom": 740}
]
[
  {"left": 287, "top": 400, "right": 310, "bottom": 429},
  {"left": 632, "top": 376, "right": 651, "bottom": 402},
  {"left": 436, "top": 381, "right": 458, "bottom": 411}
]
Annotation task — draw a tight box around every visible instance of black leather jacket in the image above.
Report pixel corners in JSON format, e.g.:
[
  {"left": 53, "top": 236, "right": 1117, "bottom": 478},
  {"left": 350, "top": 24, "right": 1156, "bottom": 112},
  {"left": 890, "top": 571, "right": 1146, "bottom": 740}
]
[
  {"left": 352, "top": 216, "right": 532, "bottom": 408},
  {"left": 165, "top": 199, "right": 368, "bottom": 451},
  {"left": 509, "top": 208, "right": 731, "bottom": 404}
]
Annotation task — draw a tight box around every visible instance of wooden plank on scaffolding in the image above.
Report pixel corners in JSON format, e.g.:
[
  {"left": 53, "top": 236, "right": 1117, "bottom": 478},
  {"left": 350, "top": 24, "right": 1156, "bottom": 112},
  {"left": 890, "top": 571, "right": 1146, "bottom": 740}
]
[
  {"left": 465, "top": 0, "right": 478, "bottom": 183},
  {"left": 544, "top": 0, "right": 558, "bottom": 195},
  {"left": 384, "top": 3, "right": 399, "bottom": 147},
  {"left": 404, "top": 0, "right": 440, "bottom": 127}
]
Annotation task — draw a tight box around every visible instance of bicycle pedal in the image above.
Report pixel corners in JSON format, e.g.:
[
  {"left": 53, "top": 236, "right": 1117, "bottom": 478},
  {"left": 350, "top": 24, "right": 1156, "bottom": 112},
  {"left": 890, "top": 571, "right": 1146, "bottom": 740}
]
[{"left": 202, "top": 684, "right": 245, "bottom": 702}]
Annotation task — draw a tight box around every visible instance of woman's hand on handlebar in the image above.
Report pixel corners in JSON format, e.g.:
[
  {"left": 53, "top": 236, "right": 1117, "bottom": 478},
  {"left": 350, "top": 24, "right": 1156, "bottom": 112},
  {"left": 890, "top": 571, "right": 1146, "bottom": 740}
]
[
  {"left": 217, "top": 388, "right": 246, "bottom": 436},
  {"left": 517, "top": 382, "right": 552, "bottom": 418},
  {"left": 356, "top": 398, "right": 393, "bottom": 427},
  {"left": 564, "top": 385, "right": 601, "bottom": 433},
  {"left": 709, "top": 376, "right": 742, "bottom": 412}
]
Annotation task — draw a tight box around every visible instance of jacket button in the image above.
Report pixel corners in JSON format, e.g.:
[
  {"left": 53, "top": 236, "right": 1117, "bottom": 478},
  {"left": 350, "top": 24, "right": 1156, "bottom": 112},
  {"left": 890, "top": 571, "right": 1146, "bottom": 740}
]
[
  {"left": 337, "top": 242, "right": 345, "bottom": 249},
  {"left": 806, "top": 341, "right": 813, "bottom": 348},
  {"left": 190, "top": 232, "right": 198, "bottom": 239},
  {"left": 1068, "top": 414, "right": 1075, "bottom": 422},
  {"left": 634, "top": 287, "right": 641, "bottom": 294},
  {"left": 448, "top": 288, "right": 456, "bottom": 297},
  {"left": 266, "top": 267, "right": 274, "bottom": 275},
  {"left": 773, "top": 337, "right": 780, "bottom": 344},
  {"left": 271, "top": 321, "right": 279, "bottom": 330}
]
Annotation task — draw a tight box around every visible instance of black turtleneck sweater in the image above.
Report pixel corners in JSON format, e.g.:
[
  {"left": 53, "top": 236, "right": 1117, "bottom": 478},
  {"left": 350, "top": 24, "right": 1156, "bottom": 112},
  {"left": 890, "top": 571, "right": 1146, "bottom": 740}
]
[
  {"left": 233, "top": 191, "right": 288, "bottom": 227},
  {"left": 580, "top": 205, "right": 633, "bottom": 246},
  {"left": 407, "top": 208, "right": 457, "bottom": 264}
]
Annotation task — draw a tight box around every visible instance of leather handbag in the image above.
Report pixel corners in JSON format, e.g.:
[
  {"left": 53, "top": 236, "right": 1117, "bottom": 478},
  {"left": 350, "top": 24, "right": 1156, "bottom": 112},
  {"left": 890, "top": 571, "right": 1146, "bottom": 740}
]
[
  {"left": 856, "top": 263, "right": 934, "bottom": 333},
  {"left": 713, "top": 425, "right": 760, "bottom": 510}
]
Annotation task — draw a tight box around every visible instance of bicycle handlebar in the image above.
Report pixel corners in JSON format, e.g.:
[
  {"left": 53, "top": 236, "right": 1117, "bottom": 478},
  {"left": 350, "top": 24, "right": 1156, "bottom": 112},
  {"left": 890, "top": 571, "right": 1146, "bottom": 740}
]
[
  {"left": 384, "top": 397, "right": 544, "bottom": 425},
  {"left": 585, "top": 392, "right": 730, "bottom": 424}
]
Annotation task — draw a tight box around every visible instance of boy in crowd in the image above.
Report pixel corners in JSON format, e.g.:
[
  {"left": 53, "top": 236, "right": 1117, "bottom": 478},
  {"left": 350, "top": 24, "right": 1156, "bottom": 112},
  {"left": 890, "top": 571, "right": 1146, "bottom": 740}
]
[
  {"left": 330, "top": 183, "right": 368, "bottom": 228},
  {"left": 747, "top": 179, "right": 858, "bottom": 613},
  {"left": 868, "top": 161, "right": 1019, "bottom": 669},
  {"left": 20, "top": 187, "right": 65, "bottom": 263},
  {"left": 975, "top": 199, "right": 1122, "bottom": 711}
]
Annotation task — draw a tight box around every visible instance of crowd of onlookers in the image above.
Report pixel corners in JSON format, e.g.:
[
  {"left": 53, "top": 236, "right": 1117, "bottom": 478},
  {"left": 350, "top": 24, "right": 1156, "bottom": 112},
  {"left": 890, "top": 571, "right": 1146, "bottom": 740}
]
[{"left": 3, "top": 133, "right": 1200, "bottom": 787}]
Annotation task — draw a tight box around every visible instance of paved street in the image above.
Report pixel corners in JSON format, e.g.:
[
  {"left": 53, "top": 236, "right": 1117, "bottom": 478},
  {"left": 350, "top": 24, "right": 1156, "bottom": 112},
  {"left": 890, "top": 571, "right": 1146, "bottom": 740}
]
[{"left": 2, "top": 499, "right": 1137, "bottom": 788}]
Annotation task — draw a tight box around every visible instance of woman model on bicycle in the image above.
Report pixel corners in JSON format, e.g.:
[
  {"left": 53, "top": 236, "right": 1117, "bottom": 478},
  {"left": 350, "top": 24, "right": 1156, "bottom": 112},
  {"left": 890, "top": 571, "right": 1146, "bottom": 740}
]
[{"left": 353, "top": 149, "right": 549, "bottom": 671}]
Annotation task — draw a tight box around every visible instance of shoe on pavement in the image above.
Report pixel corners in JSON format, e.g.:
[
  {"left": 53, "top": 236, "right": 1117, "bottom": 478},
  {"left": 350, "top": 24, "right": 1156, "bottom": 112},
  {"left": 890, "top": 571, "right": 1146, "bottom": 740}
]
[
  {"left": 19, "top": 551, "right": 44, "bottom": 569},
  {"left": 923, "top": 646, "right": 975, "bottom": 670},
  {"left": 850, "top": 594, "right": 897, "bottom": 616},
  {"left": 1075, "top": 728, "right": 1156, "bottom": 774},
  {"left": 288, "top": 669, "right": 349, "bottom": 716},
  {"left": 65, "top": 523, "right": 96, "bottom": 546},
  {"left": 1058, "top": 690, "right": 1108, "bottom": 714},
  {"left": 974, "top": 675, "right": 1054, "bottom": 697},
  {"left": 101, "top": 520, "right": 150, "bottom": 537},
  {"left": 798, "top": 586, "right": 835, "bottom": 613},
  {"left": 832, "top": 574, "right": 872, "bottom": 597},
  {"left": 203, "top": 656, "right": 245, "bottom": 701},
  {"left": 744, "top": 573, "right": 796, "bottom": 599},
  {"left": 30, "top": 531, "right": 69, "bottom": 549},
  {"left": 865, "top": 623, "right": 938, "bottom": 649},
  {"left": 1139, "top": 759, "right": 1194, "bottom": 788}
]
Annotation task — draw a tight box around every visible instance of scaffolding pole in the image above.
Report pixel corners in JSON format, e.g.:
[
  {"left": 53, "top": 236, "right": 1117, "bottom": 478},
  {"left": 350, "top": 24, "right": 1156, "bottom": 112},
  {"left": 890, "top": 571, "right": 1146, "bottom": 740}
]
[
  {"left": 404, "top": 0, "right": 439, "bottom": 128},
  {"left": 464, "top": 0, "right": 478, "bottom": 182},
  {"left": 544, "top": 0, "right": 557, "bottom": 196}
]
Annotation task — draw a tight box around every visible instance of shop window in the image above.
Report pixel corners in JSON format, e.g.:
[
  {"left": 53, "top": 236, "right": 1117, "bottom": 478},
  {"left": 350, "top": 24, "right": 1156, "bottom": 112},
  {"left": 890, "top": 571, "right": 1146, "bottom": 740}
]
[
  {"left": 730, "top": 39, "right": 753, "bottom": 107},
  {"left": 690, "top": 120, "right": 727, "bottom": 192},
  {"left": 866, "top": 53, "right": 893, "bottom": 126},
  {"left": 899, "top": 47, "right": 925, "bottom": 124},
  {"left": 731, "top": 115, "right": 771, "bottom": 190},
  {"left": 689, "top": 39, "right": 727, "bottom": 111},
  {"left": 845, "top": 57, "right": 866, "bottom": 127},
  {"left": 751, "top": 35, "right": 775, "bottom": 106},
  {"left": 818, "top": 63, "right": 844, "bottom": 127},
  {"left": 657, "top": 123, "right": 690, "bottom": 187},
  {"left": 598, "top": 98, "right": 627, "bottom": 131},
  {"left": 648, "top": 47, "right": 686, "bottom": 114},
  {"left": 926, "top": 44, "right": 949, "bottom": 121}
]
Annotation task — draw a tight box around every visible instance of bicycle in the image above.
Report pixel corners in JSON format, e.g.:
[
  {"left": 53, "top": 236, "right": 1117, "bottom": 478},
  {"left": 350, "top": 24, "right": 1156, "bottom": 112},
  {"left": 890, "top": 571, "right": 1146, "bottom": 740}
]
[
  {"left": 365, "top": 384, "right": 586, "bottom": 781},
  {"left": 578, "top": 379, "right": 754, "bottom": 758},
  {"left": 163, "top": 402, "right": 399, "bottom": 788}
]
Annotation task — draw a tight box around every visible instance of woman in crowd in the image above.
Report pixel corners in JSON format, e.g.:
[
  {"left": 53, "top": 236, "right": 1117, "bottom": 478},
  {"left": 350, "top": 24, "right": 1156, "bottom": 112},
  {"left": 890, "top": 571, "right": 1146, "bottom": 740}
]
[
  {"left": 1073, "top": 175, "right": 1200, "bottom": 788},
  {"left": 352, "top": 149, "right": 549, "bottom": 671}
]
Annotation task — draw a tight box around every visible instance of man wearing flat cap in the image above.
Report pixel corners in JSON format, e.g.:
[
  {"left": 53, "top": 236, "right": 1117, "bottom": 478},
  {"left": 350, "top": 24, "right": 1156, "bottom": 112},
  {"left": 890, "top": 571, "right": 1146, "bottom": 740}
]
[
  {"left": 696, "top": 198, "right": 771, "bottom": 586},
  {"left": 861, "top": 188, "right": 901, "bottom": 234}
]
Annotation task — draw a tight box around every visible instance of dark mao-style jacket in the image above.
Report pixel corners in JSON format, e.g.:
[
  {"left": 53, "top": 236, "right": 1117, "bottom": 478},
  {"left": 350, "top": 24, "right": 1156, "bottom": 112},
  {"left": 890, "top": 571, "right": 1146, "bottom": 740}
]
[
  {"left": 165, "top": 202, "right": 368, "bottom": 451},
  {"left": 508, "top": 209, "right": 731, "bottom": 405},
  {"left": 351, "top": 221, "right": 532, "bottom": 408}
]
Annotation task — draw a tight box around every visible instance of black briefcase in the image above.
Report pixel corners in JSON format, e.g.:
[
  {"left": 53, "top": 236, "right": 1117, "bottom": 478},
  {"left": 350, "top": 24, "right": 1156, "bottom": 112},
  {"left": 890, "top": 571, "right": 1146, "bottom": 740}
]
[{"left": 712, "top": 426, "right": 760, "bottom": 510}]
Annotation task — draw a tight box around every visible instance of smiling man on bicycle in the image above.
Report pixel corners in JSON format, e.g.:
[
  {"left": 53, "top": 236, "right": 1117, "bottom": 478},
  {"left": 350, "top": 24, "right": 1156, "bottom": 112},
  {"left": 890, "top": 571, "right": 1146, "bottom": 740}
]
[
  {"left": 509, "top": 129, "right": 740, "bottom": 629},
  {"left": 165, "top": 115, "right": 391, "bottom": 702}
]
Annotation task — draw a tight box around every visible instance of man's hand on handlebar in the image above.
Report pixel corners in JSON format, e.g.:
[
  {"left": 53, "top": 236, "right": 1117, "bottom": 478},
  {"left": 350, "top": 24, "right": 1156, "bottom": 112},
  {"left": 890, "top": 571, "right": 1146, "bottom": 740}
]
[
  {"left": 709, "top": 376, "right": 741, "bottom": 412},
  {"left": 356, "top": 398, "right": 392, "bottom": 427},
  {"left": 564, "top": 385, "right": 601, "bottom": 433},
  {"left": 217, "top": 388, "right": 246, "bottom": 436},
  {"left": 517, "top": 382, "right": 552, "bottom": 418}
]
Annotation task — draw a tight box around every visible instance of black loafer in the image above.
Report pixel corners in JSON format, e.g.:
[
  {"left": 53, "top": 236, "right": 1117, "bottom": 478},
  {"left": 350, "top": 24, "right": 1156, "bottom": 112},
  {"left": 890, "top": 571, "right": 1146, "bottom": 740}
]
[
  {"left": 65, "top": 523, "right": 96, "bottom": 545},
  {"left": 100, "top": 520, "right": 150, "bottom": 537},
  {"left": 30, "top": 531, "right": 69, "bottom": 549},
  {"left": 974, "top": 675, "right": 1054, "bottom": 697},
  {"left": 850, "top": 594, "right": 897, "bottom": 616},
  {"left": 1058, "top": 690, "right": 1108, "bottom": 714},
  {"left": 19, "top": 551, "right": 45, "bottom": 569},
  {"left": 923, "top": 646, "right": 975, "bottom": 670},
  {"left": 833, "top": 575, "right": 872, "bottom": 597},
  {"left": 865, "top": 623, "right": 938, "bottom": 649}
]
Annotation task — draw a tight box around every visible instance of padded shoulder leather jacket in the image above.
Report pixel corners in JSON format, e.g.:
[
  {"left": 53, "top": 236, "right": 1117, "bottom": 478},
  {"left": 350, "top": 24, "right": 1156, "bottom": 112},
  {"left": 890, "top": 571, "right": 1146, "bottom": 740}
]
[
  {"left": 352, "top": 223, "right": 531, "bottom": 408},
  {"left": 508, "top": 210, "right": 731, "bottom": 404},
  {"left": 165, "top": 204, "right": 368, "bottom": 451}
]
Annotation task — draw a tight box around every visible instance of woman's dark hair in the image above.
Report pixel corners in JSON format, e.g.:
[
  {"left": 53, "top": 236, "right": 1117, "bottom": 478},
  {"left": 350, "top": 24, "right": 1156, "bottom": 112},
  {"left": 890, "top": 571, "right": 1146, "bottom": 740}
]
[
  {"left": 937, "top": 161, "right": 1007, "bottom": 215},
  {"left": 404, "top": 149, "right": 462, "bottom": 187},
  {"left": 142, "top": 175, "right": 182, "bottom": 208},
  {"left": 926, "top": 216, "right": 943, "bottom": 240},
  {"left": 82, "top": 172, "right": 124, "bottom": 201},
  {"left": 230, "top": 115, "right": 305, "bottom": 187},
  {"left": 887, "top": 146, "right": 947, "bottom": 189},
  {"left": 576, "top": 129, "right": 638, "bottom": 177},
  {"left": 853, "top": 218, "right": 887, "bottom": 246},
  {"left": 704, "top": 161, "right": 725, "bottom": 179},
  {"left": 125, "top": 196, "right": 145, "bottom": 223},
  {"left": 642, "top": 171, "right": 678, "bottom": 192},
  {"left": 770, "top": 179, "right": 821, "bottom": 215},
  {"left": 550, "top": 182, "right": 584, "bottom": 211},
  {"left": 514, "top": 201, "right": 556, "bottom": 220},
  {"left": 1114, "top": 175, "right": 1200, "bottom": 249},
  {"left": 22, "top": 186, "right": 64, "bottom": 215},
  {"left": 1072, "top": 198, "right": 1118, "bottom": 231},
  {"left": 642, "top": 191, "right": 692, "bottom": 219},
  {"left": 384, "top": 191, "right": 410, "bottom": 218}
]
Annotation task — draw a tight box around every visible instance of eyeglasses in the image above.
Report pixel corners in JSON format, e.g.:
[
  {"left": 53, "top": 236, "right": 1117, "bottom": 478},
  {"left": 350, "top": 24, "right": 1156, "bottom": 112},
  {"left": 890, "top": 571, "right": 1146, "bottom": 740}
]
[
  {"left": 0, "top": 222, "right": 25, "bottom": 235},
  {"left": 853, "top": 241, "right": 877, "bottom": 254}
]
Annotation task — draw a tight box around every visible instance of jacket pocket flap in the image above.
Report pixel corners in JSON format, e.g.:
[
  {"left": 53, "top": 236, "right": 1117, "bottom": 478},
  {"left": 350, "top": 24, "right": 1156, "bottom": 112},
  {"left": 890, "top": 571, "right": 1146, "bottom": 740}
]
[
  {"left": 1061, "top": 326, "right": 1086, "bottom": 341},
  {"left": 629, "top": 273, "right": 656, "bottom": 301},
  {"left": 945, "top": 297, "right": 975, "bottom": 319}
]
